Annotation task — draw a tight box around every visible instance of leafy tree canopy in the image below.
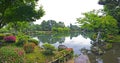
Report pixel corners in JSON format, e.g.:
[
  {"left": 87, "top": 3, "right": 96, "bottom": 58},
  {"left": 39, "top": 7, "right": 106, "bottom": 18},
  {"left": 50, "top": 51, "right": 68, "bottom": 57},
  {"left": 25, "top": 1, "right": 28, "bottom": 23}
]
[
  {"left": 77, "top": 10, "right": 118, "bottom": 41},
  {"left": 41, "top": 20, "right": 65, "bottom": 31},
  {"left": 98, "top": 0, "right": 120, "bottom": 28},
  {"left": 0, "top": 0, "right": 45, "bottom": 28},
  {"left": 77, "top": 10, "right": 118, "bottom": 33}
]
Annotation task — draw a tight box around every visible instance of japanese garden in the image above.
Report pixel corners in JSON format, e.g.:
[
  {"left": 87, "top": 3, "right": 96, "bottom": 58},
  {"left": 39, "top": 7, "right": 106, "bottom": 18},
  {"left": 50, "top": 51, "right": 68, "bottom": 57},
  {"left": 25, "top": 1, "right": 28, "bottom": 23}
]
[{"left": 0, "top": 0, "right": 120, "bottom": 63}]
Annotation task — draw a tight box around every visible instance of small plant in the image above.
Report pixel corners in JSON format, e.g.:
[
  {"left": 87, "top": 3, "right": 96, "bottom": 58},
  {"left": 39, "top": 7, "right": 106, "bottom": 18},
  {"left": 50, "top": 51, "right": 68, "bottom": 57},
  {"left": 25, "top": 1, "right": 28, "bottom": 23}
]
[
  {"left": 42, "top": 43, "right": 56, "bottom": 55},
  {"left": 24, "top": 43, "right": 36, "bottom": 53},
  {"left": 4, "top": 35, "right": 16, "bottom": 43},
  {"left": 0, "top": 46, "right": 25, "bottom": 63},
  {"left": 28, "top": 38, "right": 39, "bottom": 45}
]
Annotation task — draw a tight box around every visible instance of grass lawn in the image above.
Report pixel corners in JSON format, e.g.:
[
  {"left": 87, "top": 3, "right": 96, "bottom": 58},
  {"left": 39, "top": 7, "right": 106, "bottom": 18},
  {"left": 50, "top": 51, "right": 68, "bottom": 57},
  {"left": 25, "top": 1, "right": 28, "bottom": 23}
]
[{"left": 25, "top": 46, "right": 54, "bottom": 63}]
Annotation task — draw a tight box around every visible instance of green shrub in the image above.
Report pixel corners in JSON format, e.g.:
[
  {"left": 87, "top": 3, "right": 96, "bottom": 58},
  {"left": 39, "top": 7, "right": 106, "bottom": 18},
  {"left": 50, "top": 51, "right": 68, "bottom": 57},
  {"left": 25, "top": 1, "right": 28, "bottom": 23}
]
[
  {"left": 0, "top": 46, "right": 25, "bottom": 63},
  {"left": 16, "top": 34, "right": 30, "bottom": 46},
  {"left": 23, "top": 43, "right": 36, "bottom": 53},
  {"left": 28, "top": 38, "right": 39, "bottom": 45},
  {"left": 42, "top": 43, "right": 56, "bottom": 55}
]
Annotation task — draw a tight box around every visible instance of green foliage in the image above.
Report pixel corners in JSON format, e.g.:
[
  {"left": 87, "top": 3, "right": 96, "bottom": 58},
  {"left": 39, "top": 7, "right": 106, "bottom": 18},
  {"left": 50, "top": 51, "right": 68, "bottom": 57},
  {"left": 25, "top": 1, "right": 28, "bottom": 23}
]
[
  {"left": 23, "top": 43, "right": 36, "bottom": 53},
  {"left": 16, "top": 33, "right": 30, "bottom": 46},
  {"left": 28, "top": 38, "right": 39, "bottom": 45},
  {"left": 77, "top": 10, "right": 118, "bottom": 41},
  {"left": 98, "top": 0, "right": 120, "bottom": 30},
  {"left": 0, "top": 0, "right": 45, "bottom": 28},
  {"left": 42, "top": 43, "right": 56, "bottom": 55},
  {"left": 0, "top": 46, "right": 25, "bottom": 63},
  {"left": 52, "top": 27, "right": 70, "bottom": 32},
  {"left": 40, "top": 20, "right": 66, "bottom": 31},
  {"left": 69, "top": 24, "right": 81, "bottom": 31},
  {"left": 0, "top": 28, "right": 9, "bottom": 33},
  {"left": 77, "top": 10, "right": 118, "bottom": 32},
  {"left": 6, "top": 22, "right": 30, "bottom": 33}
]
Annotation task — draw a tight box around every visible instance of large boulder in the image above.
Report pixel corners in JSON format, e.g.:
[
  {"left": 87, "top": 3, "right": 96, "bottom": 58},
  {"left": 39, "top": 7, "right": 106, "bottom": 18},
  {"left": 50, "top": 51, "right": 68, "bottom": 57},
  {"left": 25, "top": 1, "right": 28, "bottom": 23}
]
[{"left": 58, "top": 45, "right": 67, "bottom": 51}]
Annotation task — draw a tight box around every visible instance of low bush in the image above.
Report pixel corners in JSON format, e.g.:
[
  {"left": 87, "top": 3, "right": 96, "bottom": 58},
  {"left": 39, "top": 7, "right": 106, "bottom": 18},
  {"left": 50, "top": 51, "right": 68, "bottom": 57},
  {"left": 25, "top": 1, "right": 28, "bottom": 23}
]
[
  {"left": 23, "top": 43, "right": 36, "bottom": 53},
  {"left": 4, "top": 35, "right": 16, "bottom": 43},
  {"left": 42, "top": 43, "right": 56, "bottom": 55},
  {"left": 16, "top": 34, "right": 30, "bottom": 46},
  {"left": 28, "top": 38, "right": 39, "bottom": 45},
  {"left": 0, "top": 46, "right": 25, "bottom": 63}
]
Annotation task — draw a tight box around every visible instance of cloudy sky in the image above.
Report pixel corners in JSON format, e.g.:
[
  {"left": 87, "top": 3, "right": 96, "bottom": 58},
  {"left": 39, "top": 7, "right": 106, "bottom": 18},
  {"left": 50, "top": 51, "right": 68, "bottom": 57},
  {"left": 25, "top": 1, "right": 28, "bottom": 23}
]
[{"left": 34, "top": 0, "right": 103, "bottom": 26}]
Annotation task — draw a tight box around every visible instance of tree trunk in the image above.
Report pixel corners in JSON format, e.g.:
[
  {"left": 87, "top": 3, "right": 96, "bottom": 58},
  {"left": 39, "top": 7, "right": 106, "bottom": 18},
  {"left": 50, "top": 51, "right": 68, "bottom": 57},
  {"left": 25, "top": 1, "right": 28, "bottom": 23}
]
[{"left": 95, "top": 31, "right": 101, "bottom": 43}]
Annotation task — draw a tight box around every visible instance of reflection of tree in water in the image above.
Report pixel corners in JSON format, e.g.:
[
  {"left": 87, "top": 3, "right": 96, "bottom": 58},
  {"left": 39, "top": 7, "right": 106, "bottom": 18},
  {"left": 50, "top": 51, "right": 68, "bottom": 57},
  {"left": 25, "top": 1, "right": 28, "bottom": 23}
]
[
  {"left": 36, "top": 33, "right": 67, "bottom": 44},
  {"left": 36, "top": 35, "right": 62, "bottom": 44},
  {"left": 70, "top": 31, "right": 81, "bottom": 39},
  {"left": 30, "top": 32, "right": 81, "bottom": 44}
]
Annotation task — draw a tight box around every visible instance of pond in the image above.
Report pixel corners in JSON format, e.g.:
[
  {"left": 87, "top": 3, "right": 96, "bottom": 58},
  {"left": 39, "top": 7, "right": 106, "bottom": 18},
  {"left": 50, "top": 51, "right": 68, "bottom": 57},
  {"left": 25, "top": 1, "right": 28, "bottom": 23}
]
[{"left": 32, "top": 32, "right": 120, "bottom": 63}]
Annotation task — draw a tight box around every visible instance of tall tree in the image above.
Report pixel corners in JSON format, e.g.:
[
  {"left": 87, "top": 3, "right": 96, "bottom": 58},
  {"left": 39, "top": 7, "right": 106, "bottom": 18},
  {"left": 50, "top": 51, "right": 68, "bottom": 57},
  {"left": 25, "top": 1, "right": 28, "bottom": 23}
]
[
  {"left": 0, "top": 0, "right": 45, "bottom": 28},
  {"left": 41, "top": 20, "right": 65, "bottom": 31},
  {"left": 98, "top": 0, "right": 120, "bottom": 29},
  {"left": 77, "top": 10, "right": 118, "bottom": 42}
]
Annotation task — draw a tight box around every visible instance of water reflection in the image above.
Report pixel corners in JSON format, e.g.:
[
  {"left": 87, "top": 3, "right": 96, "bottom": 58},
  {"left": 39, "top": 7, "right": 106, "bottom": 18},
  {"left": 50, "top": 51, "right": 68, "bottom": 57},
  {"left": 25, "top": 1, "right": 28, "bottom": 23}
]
[
  {"left": 53, "top": 35, "right": 91, "bottom": 54},
  {"left": 32, "top": 32, "right": 91, "bottom": 54},
  {"left": 32, "top": 32, "right": 120, "bottom": 63}
]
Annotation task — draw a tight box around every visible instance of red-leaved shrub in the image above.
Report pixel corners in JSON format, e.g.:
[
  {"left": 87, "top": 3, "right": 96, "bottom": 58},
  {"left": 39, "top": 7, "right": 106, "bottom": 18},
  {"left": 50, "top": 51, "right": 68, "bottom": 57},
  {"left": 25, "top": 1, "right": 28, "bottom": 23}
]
[{"left": 4, "top": 36, "right": 16, "bottom": 43}]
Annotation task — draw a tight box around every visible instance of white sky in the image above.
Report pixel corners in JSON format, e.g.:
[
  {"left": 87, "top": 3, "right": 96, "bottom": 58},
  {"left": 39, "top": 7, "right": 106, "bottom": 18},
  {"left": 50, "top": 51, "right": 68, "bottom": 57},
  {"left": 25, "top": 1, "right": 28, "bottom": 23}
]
[{"left": 34, "top": 0, "right": 103, "bottom": 26}]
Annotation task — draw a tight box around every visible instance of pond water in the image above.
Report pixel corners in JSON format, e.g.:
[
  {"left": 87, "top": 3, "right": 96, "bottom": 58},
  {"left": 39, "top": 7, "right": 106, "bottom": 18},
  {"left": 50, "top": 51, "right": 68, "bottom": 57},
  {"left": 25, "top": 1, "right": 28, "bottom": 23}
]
[
  {"left": 39, "top": 35, "right": 91, "bottom": 54},
  {"left": 32, "top": 32, "right": 120, "bottom": 63}
]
